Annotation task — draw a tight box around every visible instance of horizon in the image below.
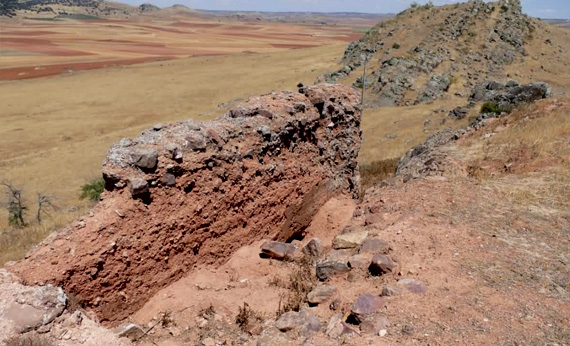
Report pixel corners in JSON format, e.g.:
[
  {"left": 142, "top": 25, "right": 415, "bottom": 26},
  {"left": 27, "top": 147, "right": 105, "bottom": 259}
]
[{"left": 117, "top": 0, "right": 570, "bottom": 20}]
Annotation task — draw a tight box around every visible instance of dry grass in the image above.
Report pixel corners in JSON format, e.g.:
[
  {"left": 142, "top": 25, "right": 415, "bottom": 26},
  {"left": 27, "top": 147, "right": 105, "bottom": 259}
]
[
  {"left": 276, "top": 259, "right": 316, "bottom": 317},
  {"left": 488, "top": 103, "right": 570, "bottom": 159},
  {"left": 0, "top": 211, "right": 80, "bottom": 265},
  {"left": 360, "top": 158, "right": 399, "bottom": 192},
  {"left": 235, "top": 303, "right": 264, "bottom": 332}
]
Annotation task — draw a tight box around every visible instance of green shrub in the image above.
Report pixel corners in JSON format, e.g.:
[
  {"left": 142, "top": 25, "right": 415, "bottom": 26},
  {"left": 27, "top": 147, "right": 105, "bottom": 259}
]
[
  {"left": 480, "top": 101, "right": 505, "bottom": 115},
  {"left": 80, "top": 179, "right": 105, "bottom": 201},
  {"left": 392, "top": 43, "right": 401, "bottom": 49}
]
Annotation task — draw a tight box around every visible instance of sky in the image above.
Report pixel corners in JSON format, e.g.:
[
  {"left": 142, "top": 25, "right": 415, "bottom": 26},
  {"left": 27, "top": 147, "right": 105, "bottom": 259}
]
[{"left": 121, "top": 0, "right": 570, "bottom": 19}]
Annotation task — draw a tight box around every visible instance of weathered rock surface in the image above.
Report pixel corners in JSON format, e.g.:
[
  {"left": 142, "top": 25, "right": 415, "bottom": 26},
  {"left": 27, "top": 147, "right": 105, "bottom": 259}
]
[
  {"left": 471, "top": 81, "right": 551, "bottom": 110},
  {"left": 350, "top": 294, "right": 385, "bottom": 323},
  {"left": 0, "top": 270, "right": 126, "bottom": 346},
  {"left": 369, "top": 254, "right": 396, "bottom": 276},
  {"left": 10, "top": 85, "right": 362, "bottom": 324},
  {"left": 332, "top": 230, "right": 368, "bottom": 249},
  {"left": 316, "top": 260, "right": 350, "bottom": 281},
  {"left": 302, "top": 238, "right": 323, "bottom": 259},
  {"left": 307, "top": 285, "right": 337, "bottom": 305},
  {"left": 324, "top": 0, "right": 551, "bottom": 107},
  {"left": 260, "top": 241, "right": 297, "bottom": 261},
  {"left": 0, "top": 272, "right": 66, "bottom": 335}
]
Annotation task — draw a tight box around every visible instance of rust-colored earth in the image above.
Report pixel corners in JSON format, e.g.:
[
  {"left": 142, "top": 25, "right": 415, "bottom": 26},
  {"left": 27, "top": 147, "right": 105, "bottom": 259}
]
[{"left": 0, "top": 17, "right": 366, "bottom": 81}]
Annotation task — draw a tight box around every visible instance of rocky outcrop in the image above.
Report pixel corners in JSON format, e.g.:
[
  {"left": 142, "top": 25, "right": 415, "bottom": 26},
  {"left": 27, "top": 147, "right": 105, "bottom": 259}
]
[
  {"left": 397, "top": 80, "right": 550, "bottom": 179},
  {"left": 471, "top": 80, "right": 551, "bottom": 109},
  {"left": 0, "top": 270, "right": 126, "bottom": 345},
  {"left": 10, "top": 85, "right": 362, "bottom": 324},
  {"left": 327, "top": 0, "right": 542, "bottom": 107}
]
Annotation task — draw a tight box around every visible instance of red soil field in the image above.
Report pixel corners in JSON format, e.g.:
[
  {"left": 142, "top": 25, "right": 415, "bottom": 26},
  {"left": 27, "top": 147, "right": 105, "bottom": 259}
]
[
  {"left": 0, "top": 57, "right": 174, "bottom": 80},
  {"left": 0, "top": 16, "right": 366, "bottom": 80}
]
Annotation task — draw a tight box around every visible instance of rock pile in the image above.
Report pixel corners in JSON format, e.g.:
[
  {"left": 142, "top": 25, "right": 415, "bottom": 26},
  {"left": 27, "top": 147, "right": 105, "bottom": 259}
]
[{"left": 10, "top": 84, "right": 363, "bottom": 324}]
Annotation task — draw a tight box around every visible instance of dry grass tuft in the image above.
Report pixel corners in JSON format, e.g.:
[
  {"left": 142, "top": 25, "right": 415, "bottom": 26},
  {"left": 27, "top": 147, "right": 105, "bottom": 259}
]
[
  {"left": 276, "top": 259, "right": 316, "bottom": 317},
  {"left": 0, "top": 211, "right": 80, "bottom": 266},
  {"left": 360, "top": 158, "right": 399, "bottom": 192},
  {"left": 235, "top": 303, "right": 264, "bottom": 332}
]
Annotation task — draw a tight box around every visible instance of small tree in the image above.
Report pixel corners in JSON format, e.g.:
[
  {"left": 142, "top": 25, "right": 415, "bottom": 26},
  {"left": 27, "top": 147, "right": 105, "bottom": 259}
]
[
  {"left": 37, "top": 194, "right": 57, "bottom": 224},
  {"left": 80, "top": 179, "right": 105, "bottom": 201},
  {"left": 2, "top": 182, "right": 27, "bottom": 228}
]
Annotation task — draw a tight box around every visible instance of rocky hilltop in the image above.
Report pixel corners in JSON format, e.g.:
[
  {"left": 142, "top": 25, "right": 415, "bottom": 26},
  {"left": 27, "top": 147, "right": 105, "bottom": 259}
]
[{"left": 322, "top": 0, "right": 568, "bottom": 108}]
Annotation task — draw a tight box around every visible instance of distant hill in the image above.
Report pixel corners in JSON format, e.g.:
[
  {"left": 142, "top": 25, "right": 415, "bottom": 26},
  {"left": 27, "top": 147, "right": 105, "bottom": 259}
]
[
  {"left": 322, "top": 0, "right": 570, "bottom": 108},
  {"left": 4, "top": 0, "right": 391, "bottom": 25}
]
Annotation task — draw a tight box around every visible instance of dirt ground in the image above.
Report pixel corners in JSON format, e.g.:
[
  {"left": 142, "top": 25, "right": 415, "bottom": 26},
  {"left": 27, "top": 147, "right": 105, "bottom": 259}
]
[{"left": 127, "top": 99, "right": 570, "bottom": 346}]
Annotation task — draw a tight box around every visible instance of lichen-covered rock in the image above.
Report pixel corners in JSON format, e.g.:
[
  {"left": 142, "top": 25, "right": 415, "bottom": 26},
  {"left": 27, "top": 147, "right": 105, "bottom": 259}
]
[
  {"left": 471, "top": 81, "right": 551, "bottom": 109},
  {"left": 11, "top": 85, "right": 362, "bottom": 324}
]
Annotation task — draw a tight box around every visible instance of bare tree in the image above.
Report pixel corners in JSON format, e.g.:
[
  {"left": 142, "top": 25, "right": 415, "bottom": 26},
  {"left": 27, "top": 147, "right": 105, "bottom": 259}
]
[
  {"left": 37, "top": 194, "right": 57, "bottom": 224},
  {"left": 1, "top": 182, "right": 27, "bottom": 228}
]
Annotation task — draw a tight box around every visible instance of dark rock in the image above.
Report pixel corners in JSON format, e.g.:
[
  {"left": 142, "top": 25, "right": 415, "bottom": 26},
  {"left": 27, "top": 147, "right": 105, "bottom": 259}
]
[
  {"left": 350, "top": 293, "right": 385, "bottom": 323},
  {"left": 160, "top": 173, "right": 176, "bottom": 186},
  {"left": 129, "top": 178, "right": 149, "bottom": 197},
  {"left": 316, "top": 260, "right": 350, "bottom": 281},
  {"left": 302, "top": 238, "right": 322, "bottom": 258},
  {"left": 369, "top": 254, "right": 396, "bottom": 276},
  {"left": 449, "top": 107, "right": 468, "bottom": 119},
  {"left": 260, "top": 241, "right": 297, "bottom": 261},
  {"left": 130, "top": 149, "right": 158, "bottom": 170}
]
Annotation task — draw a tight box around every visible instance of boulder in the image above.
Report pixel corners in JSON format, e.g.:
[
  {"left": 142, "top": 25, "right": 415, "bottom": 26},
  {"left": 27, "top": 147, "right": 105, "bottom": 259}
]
[
  {"left": 302, "top": 238, "right": 322, "bottom": 258},
  {"left": 275, "top": 311, "right": 321, "bottom": 333},
  {"left": 260, "top": 241, "right": 297, "bottom": 261},
  {"left": 326, "top": 314, "right": 358, "bottom": 338},
  {"left": 128, "top": 178, "right": 149, "bottom": 197},
  {"left": 332, "top": 231, "right": 368, "bottom": 249},
  {"left": 350, "top": 294, "right": 385, "bottom": 323},
  {"left": 360, "top": 315, "right": 390, "bottom": 335},
  {"left": 11, "top": 85, "right": 363, "bottom": 324},
  {"left": 348, "top": 254, "right": 372, "bottom": 269},
  {"left": 1, "top": 285, "right": 66, "bottom": 334},
  {"left": 369, "top": 254, "right": 396, "bottom": 276},
  {"left": 307, "top": 285, "right": 337, "bottom": 305},
  {"left": 359, "top": 238, "right": 391, "bottom": 254},
  {"left": 316, "top": 260, "right": 350, "bottom": 281},
  {"left": 129, "top": 148, "right": 158, "bottom": 170}
]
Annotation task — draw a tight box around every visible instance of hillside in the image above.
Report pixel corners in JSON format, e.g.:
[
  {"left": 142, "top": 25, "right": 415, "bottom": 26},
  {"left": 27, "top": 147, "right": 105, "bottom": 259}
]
[
  {"left": 0, "top": 0, "right": 569, "bottom": 345},
  {"left": 323, "top": 0, "right": 570, "bottom": 107}
]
